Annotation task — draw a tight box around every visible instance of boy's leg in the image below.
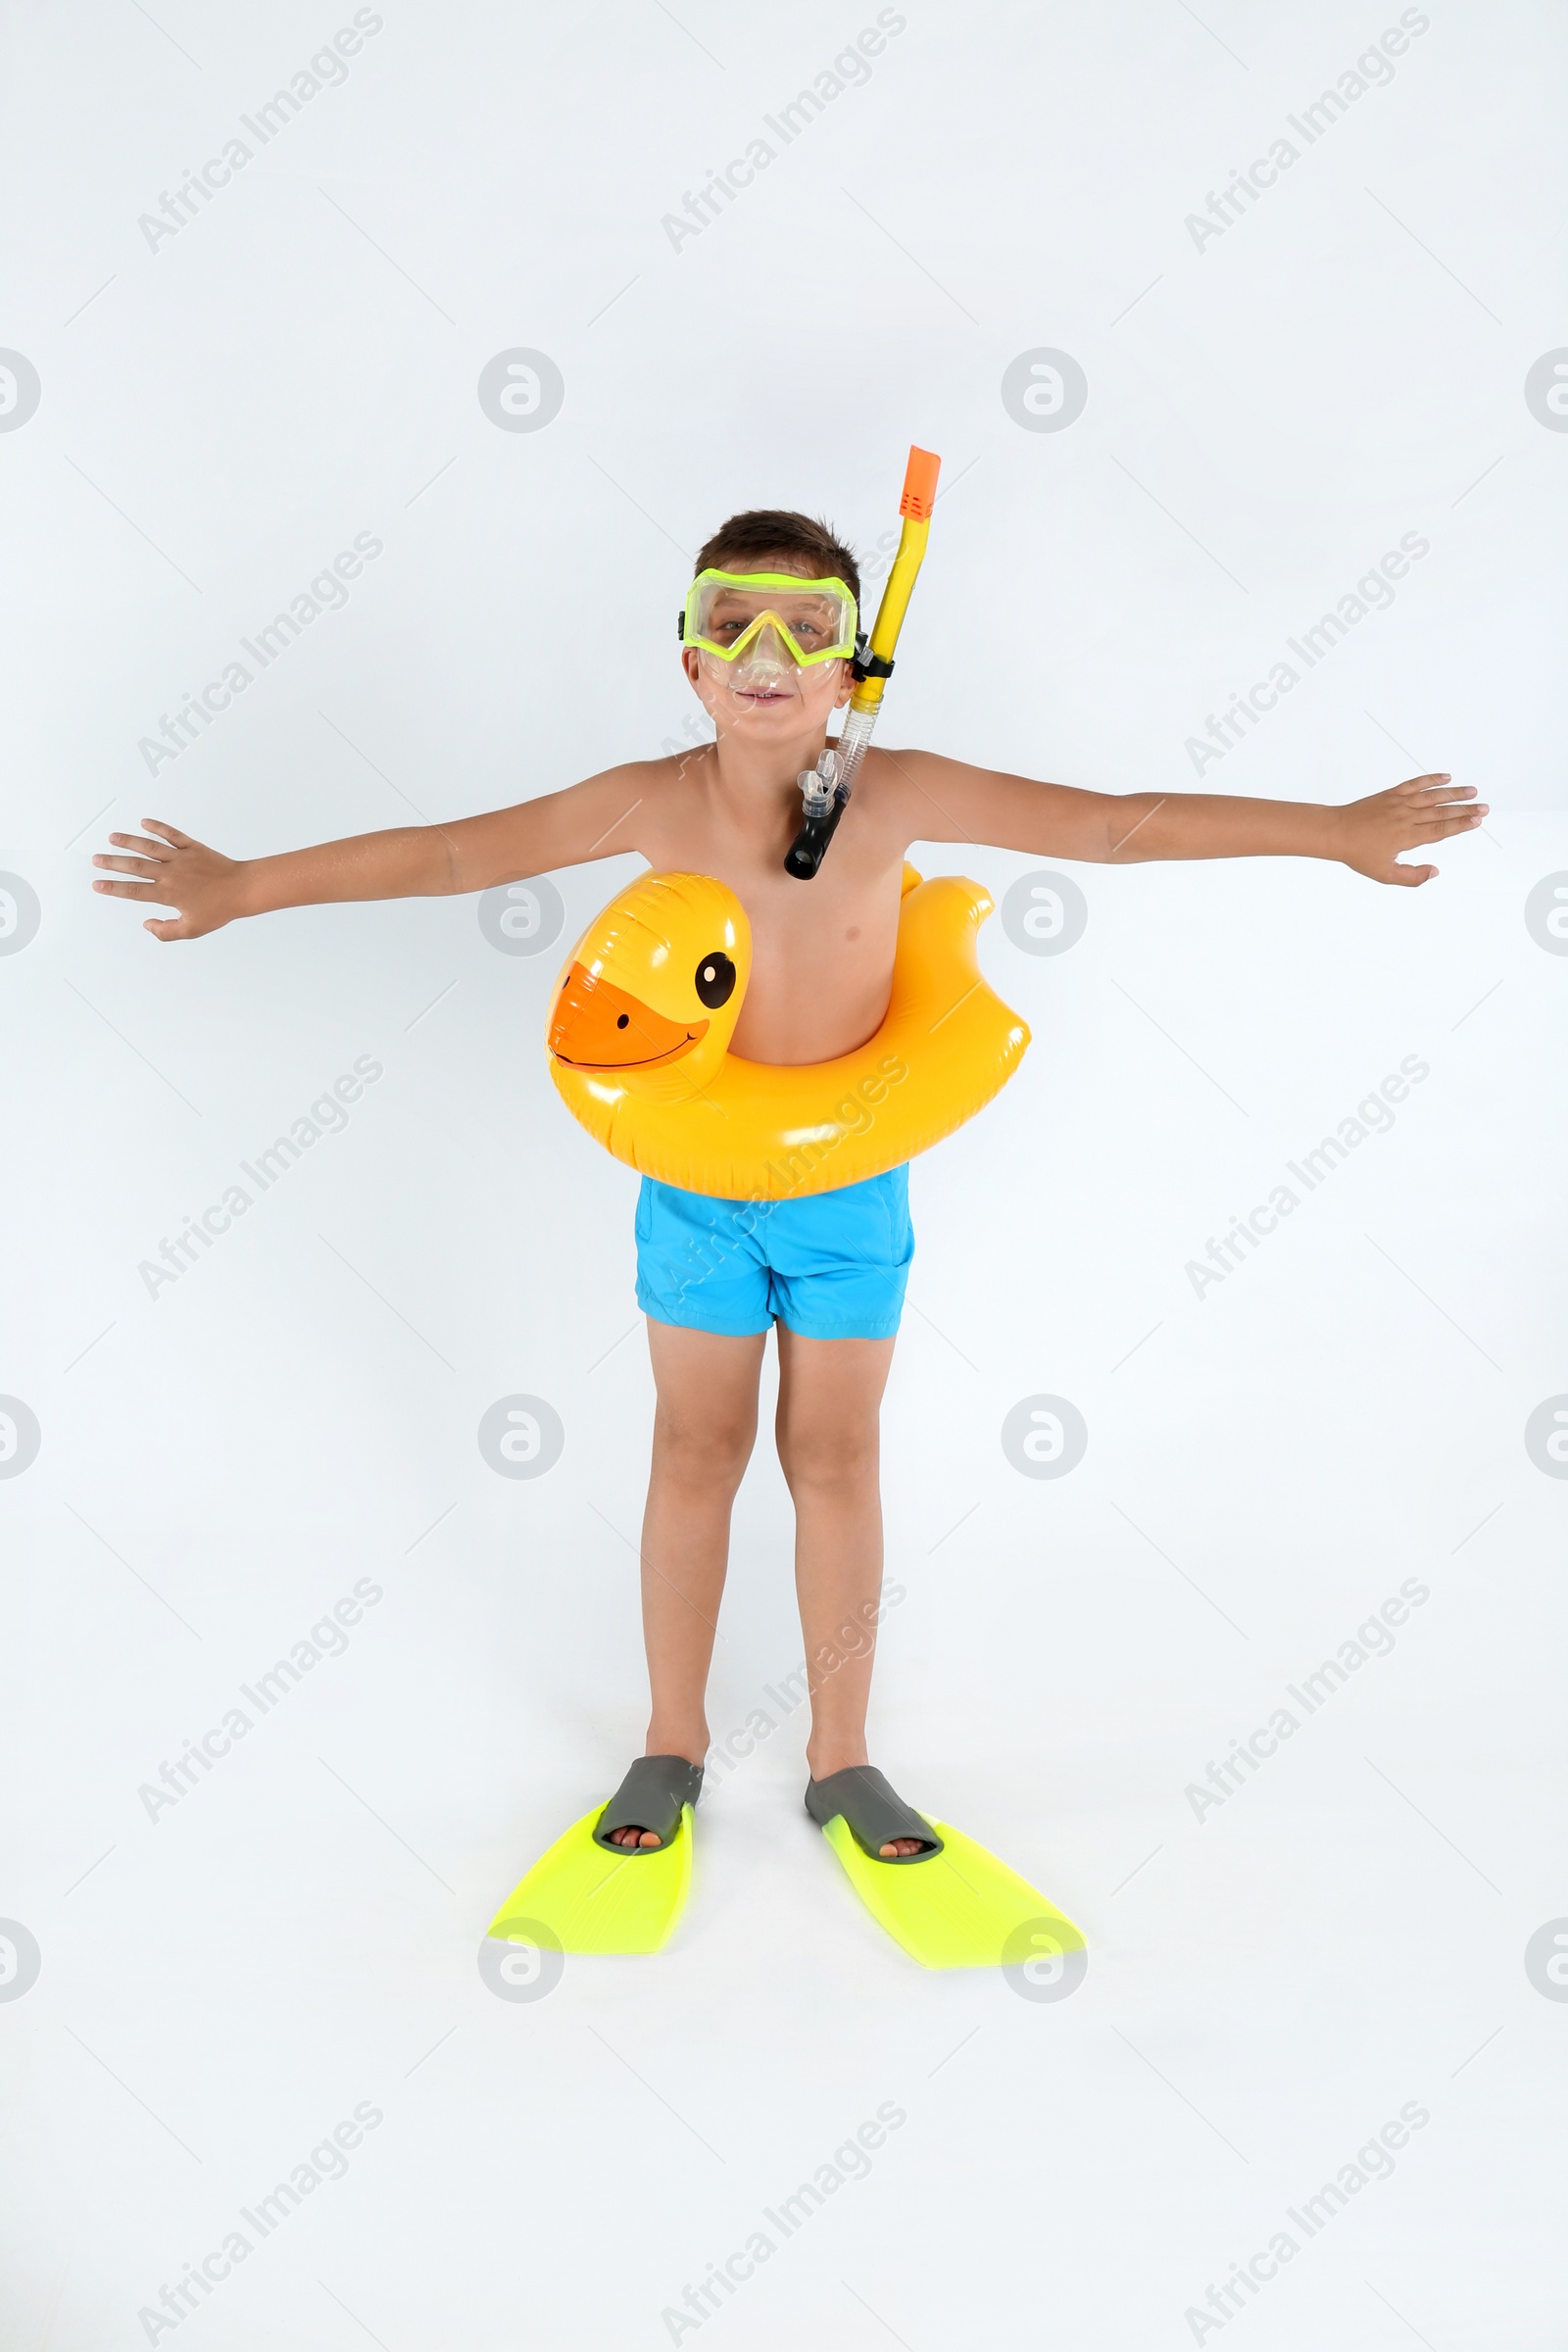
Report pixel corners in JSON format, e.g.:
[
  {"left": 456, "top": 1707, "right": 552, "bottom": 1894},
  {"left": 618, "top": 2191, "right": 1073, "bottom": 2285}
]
[
  {"left": 618, "top": 1318, "right": 767, "bottom": 1846},
  {"left": 774, "top": 1326, "right": 903, "bottom": 1788}
]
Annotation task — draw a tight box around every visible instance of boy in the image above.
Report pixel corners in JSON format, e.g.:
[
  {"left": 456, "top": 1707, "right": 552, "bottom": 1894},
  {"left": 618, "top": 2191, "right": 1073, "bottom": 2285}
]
[{"left": 93, "top": 507, "right": 1482, "bottom": 1928}]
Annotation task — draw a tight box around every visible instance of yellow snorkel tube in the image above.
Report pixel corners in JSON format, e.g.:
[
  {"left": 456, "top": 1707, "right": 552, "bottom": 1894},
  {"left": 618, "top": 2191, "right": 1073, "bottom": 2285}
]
[{"left": 784, "top": 443, "right": 941, "bottom": 879}]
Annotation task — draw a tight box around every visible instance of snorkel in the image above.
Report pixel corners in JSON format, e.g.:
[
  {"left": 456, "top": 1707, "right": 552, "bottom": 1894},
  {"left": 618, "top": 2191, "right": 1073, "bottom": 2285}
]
[{"left": 785, "top": 444, "right": 941, "bottom": 880}]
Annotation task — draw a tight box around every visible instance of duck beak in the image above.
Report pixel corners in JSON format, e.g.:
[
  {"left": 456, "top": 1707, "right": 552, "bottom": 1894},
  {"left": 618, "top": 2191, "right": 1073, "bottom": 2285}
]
[{"left": 548, "top": 963, "right": 709, "bottom": 1070}]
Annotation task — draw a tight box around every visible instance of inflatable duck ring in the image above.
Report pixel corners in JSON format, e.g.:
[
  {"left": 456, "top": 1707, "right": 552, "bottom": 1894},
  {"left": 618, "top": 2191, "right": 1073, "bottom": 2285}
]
[{"left": 546, "top": 863, "right": 1029, "bottom": 1200}]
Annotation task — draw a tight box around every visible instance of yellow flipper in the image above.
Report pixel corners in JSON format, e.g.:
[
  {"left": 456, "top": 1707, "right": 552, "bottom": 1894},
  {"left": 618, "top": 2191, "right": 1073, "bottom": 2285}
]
[
  {"left": 821, "top": 1816, "right": 1087, "bottom": 1973},
  {"left": 488, "top": 1802, "right": 694, "bottom": 1956}
]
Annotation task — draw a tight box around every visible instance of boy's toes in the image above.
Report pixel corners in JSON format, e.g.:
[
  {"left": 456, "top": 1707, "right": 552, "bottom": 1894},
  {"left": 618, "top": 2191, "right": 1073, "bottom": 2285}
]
[
  {"left": 609, "top": 1825, "right": 661, "bottom": 1848},
  {"left": 878, "top": 1837, "right": 926, "bottom": 1857}
]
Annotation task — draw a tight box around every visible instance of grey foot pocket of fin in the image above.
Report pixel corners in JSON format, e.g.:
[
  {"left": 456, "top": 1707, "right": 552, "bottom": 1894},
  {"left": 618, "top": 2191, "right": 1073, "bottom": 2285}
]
[
  {"left": 805, "top": 1765, "right": 943, "bottom": 1862},
  {"left": 593, "top": 1754, "right": 704, "bottom": 1854}
]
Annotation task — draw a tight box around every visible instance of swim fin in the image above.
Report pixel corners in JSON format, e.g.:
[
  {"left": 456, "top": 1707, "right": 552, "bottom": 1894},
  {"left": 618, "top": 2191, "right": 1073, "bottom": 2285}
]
[
  {"left": 807, "top": 1766, "right": 1086, "bottom": 1973},
  {"left": 488, "top": 1755, "right": 701, "bottom": 1956}
]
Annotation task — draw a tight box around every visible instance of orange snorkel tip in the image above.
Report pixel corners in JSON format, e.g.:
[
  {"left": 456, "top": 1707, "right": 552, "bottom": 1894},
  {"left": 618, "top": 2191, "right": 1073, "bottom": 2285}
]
[{"left": 899, "top": 445, "right": 941, "bottom": 520}]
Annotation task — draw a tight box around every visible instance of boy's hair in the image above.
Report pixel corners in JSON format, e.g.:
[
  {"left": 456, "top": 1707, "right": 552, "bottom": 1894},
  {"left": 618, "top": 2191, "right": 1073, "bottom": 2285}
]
[{"left": 694, "top": 509, "right": 861, "bottom": 612}]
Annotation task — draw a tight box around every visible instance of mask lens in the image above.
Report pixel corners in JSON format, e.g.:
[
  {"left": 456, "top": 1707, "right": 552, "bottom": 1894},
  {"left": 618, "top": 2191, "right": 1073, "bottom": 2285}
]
[
  {"left": 703, "top": 588, "right": 776, "bottom": 651},
  {"left": 771, "top": 593, "right": 845, "bottom": 654}
]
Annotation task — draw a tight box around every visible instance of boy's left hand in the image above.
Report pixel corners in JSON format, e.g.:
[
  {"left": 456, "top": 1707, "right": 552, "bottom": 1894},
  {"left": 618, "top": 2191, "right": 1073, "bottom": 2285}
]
[{"left": 1335, "top": 773, "right": 1486, "bottom": 886}]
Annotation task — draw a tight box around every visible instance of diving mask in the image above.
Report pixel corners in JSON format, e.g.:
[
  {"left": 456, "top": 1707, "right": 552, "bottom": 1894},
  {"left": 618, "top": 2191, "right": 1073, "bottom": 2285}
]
[{"left": 679, "top": 570, "right": 858, "bottom": 674}]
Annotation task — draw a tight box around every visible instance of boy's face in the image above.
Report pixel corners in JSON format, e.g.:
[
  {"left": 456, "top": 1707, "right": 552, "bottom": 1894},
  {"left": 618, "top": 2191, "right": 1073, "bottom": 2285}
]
[{"left": 683, "top": 562, "right": 855, "bottom": 746}]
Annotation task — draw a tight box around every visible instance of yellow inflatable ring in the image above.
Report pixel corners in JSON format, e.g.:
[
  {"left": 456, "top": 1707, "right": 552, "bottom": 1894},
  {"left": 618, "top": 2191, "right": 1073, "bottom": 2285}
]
[{"left": 546, "top": 863, "right": 1029, "bottom": 1200}]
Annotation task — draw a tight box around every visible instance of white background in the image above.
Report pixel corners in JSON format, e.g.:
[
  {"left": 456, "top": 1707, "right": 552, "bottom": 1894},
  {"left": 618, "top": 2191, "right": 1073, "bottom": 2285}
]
[{"left": 3, "top": 2, "right": 1566, "bottom": 2346}]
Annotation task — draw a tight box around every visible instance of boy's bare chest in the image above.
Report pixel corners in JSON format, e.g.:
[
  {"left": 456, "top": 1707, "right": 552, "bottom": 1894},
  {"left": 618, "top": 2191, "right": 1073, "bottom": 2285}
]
[{"left": 638, "top": 782, "right": 907, "bottom": 1063}]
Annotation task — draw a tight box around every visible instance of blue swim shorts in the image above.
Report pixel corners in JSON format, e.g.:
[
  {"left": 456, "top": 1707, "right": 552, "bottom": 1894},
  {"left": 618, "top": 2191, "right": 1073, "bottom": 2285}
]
[{"left": 634, "top": 1166, "right": 913, "bottom": 1342}]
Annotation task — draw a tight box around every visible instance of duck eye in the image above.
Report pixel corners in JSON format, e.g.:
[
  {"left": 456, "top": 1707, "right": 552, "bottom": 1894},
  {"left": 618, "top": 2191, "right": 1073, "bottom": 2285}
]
[{"left": 694, "top": 951, "right": 736, "bottom": 1009}]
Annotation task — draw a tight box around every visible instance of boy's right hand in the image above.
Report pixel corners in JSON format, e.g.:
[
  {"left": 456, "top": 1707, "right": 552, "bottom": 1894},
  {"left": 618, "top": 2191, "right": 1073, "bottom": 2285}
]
[{"left": 92, "top": 820, "right": 243, "bottom": 942}]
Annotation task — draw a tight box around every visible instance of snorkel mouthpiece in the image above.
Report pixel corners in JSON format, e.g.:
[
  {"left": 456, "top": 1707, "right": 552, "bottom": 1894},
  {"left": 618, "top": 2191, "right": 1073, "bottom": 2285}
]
[
  {"left": 786, "top": 445, "right": 940, "bottom": 880},
  {"left": 784, "top": 748, "right": 848, "bottom": 880},
  {"left": 798, "top": 748, "right": 839, "bottom": 816}
]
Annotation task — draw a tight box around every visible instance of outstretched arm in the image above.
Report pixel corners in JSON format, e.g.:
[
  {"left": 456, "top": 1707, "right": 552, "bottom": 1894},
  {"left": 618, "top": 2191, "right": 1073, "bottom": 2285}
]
[
  {"left": 887, "top": 750, "right": 1485, "bottom": 887},
  {"left": 92, "top": 763, "right": 654, "bottom": 941}
]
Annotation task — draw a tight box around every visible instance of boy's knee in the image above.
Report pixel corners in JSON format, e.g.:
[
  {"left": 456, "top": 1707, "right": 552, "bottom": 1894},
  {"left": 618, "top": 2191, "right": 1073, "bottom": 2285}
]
[
  {"left": 654, "top": 1409, "right": 756, "bottom": 1491},
  {"left": 777, "top": 1414, "right": 879, "bottom": 1494}
]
